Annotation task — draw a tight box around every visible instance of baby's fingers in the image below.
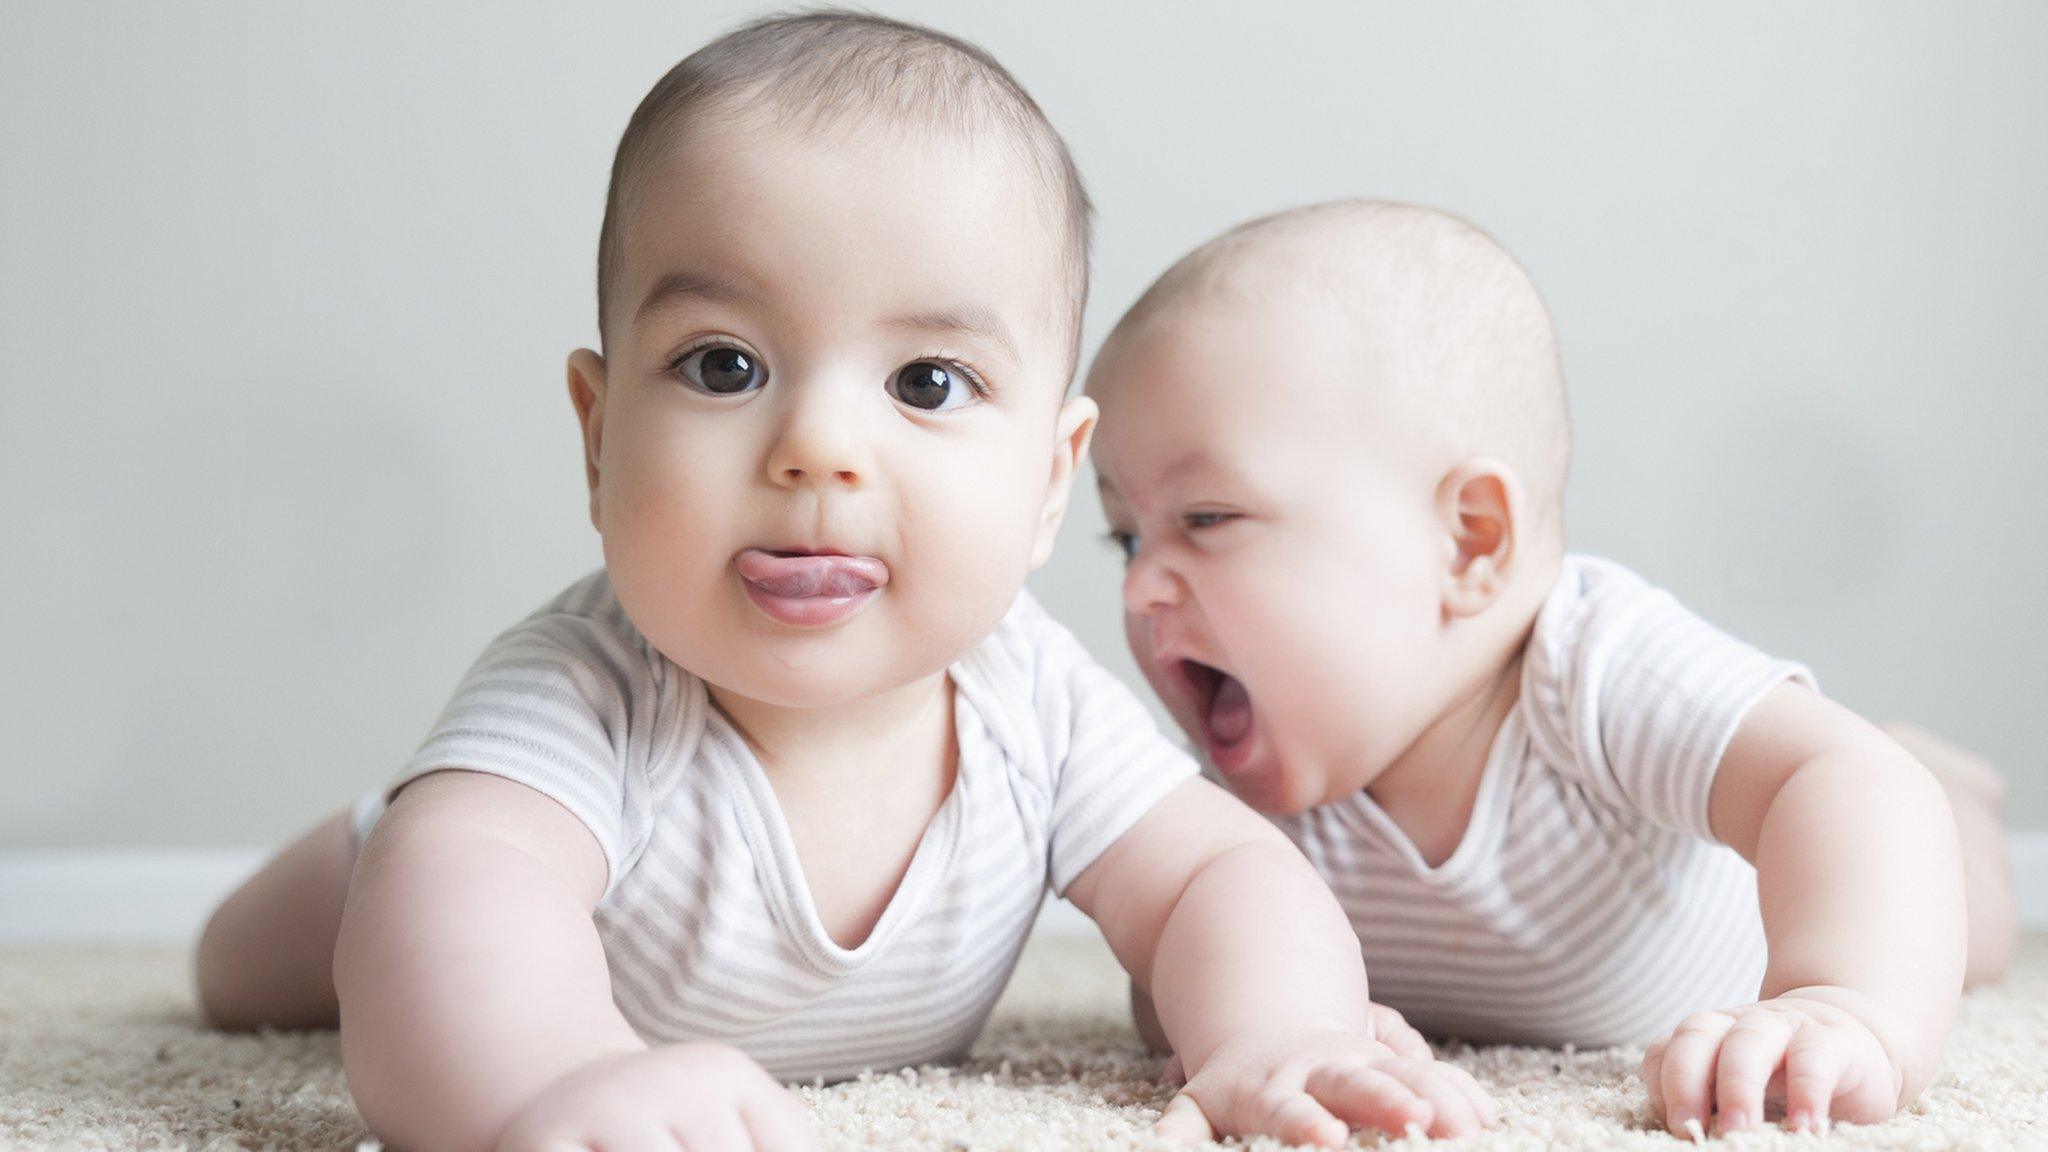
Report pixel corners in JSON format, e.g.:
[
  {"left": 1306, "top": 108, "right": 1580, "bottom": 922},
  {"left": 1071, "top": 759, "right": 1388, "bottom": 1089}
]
[
  {"left": 1369, "top": 1003, "right": 1434, "bottom": 1061},
  {"left": 1712, "top": 1012, "right": 1795, "bottom": 1133},
  {"left": 1380, "top": 1060, "right": 1486, "bottom": 1138},
  {"left": 1258, "top": 1092, "right": 1350, "bottom": 1148},
  {"left": 1781, "top": 1022, "right": 1845, "bottom": 1134},
  {"left": 740, "top": 1088, "right": 823, "bottom": 1152},
  {"left": 1641, "top": 1037, "right": 1669, "bottom": 1119},
  {"left": 1442, "top": 1062, "right": 1501, "bottom": 1130},
  {"left": 1658, "top": 1011, "right": 1736, "bottom": 1137},
  {"left": 1303, "top": 1063, "right": 1434, "bottom": 1139},
  {"left": 1153, "top": 1092, "right": 1216, "bottom": 1145},
  {"left": 667, "top": 1113, "right": 748, "bottom": 1152}
]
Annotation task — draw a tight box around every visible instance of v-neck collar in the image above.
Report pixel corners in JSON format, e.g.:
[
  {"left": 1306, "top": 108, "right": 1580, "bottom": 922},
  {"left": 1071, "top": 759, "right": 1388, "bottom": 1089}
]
[
  {"left": 1335, "top": 708, "right": 1525, "bottom": 893},
  {"left": 702, "top": 674, "right": 975, "bottom": 978}
]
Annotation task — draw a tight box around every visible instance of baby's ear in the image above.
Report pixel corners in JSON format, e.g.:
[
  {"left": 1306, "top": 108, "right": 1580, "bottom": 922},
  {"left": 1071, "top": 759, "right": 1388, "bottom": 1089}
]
[
  {"left": 1435, "top": 457, "right": 1522, "bottom": 618},
  {"left": 566, "top": 349, "right": 608, "bottom": 531},
  {"left": 1030, "top": 395, "right": 1100, "bottom": 570}
]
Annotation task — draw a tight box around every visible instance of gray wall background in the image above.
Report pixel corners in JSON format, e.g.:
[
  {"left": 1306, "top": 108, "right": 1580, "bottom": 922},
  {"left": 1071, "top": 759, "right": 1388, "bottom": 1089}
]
[{"left": 3, "top": 2, "right": 2042, "bottom": 849}]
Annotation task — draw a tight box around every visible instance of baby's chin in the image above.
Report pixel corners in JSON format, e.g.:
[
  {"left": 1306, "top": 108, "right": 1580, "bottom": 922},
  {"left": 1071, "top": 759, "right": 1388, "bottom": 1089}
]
[
  {"left": 699, "top": 658, "right": 935, "bottom": 714},
  {"left": 655, "top": 626, "right": 919, "bottom": 712}
]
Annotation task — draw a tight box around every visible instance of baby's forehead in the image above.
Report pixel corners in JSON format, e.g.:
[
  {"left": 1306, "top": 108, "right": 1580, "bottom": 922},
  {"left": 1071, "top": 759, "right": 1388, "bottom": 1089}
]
[
  {"left": 1095, "top": 334, "right": 1373, "bottom": 478},
  {"left": 614, "top": 117, "right": 1081, "bottom": 352}
]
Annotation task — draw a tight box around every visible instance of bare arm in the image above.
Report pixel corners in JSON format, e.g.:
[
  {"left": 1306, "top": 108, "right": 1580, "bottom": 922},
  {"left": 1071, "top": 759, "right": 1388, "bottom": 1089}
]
[
  {"left": 333, "top": 770, "right": 644, "bottom": 1152},
  {"left": 1067, "top": 778, "right": 1370, "bottom": 1073},
  {"left": 1709, "top": 682, "right": 1966, "bottom": 1102},
  {"left": 1065, "top": 779, "right": 1491, "bottom": 1143},
  {"left": 1646, "top": 682, "right": 1969, "bottom": 1136},
  {"left": 1130, "top": 983, "right": 1172, "bottom": 1056}
]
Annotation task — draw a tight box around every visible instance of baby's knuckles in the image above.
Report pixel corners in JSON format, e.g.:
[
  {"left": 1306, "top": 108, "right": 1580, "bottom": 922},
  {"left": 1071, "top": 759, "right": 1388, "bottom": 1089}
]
[
  {"left": 1191, "top": 1030, "right": 1401, "bottom": 1135},
  {"left": 1646, "top": 995, "right": 1902, "bottom": 1134}
]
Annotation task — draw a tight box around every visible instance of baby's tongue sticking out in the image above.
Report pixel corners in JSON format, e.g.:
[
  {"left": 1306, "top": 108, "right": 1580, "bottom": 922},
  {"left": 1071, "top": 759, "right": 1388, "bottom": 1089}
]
[{"left": 1207, "top": 674, "right": 1253, "bottom": 745}]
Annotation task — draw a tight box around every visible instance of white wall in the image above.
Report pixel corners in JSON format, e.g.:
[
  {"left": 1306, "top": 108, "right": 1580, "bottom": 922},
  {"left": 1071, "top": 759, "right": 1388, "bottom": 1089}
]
[{"left": 3, "top": 1, "right": 2043, "bottom": 853}]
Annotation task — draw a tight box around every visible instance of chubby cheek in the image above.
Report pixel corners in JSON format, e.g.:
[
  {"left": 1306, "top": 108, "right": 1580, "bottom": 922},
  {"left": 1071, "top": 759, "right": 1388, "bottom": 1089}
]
[
  {"left": 595, "top": 424, "right": 746, "bottom": 657},
  {"left": 1211, "top": 546, "right": 1398, "bottom": 775},
  {"left": 1258, "top": 533, "right": 1439, "bottom": 781},
  {"left": 889, "top": 433, "right": 1045, "bottom": 641}
]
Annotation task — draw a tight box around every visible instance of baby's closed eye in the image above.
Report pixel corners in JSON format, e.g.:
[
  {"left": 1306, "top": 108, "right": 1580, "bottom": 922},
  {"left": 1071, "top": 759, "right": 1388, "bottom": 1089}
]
[{"left": 1183, "top": 511, "right": 1237, "bottom": 531}]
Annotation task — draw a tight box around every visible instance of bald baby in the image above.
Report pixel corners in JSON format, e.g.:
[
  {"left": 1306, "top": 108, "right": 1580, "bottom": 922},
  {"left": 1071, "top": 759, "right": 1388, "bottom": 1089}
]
[
  {"left": 1094, "top": 199, "right": 1570, "bottom": 550},
  {"left": 1089, "top": 198, "right": 2011, "bottom": 1141}
]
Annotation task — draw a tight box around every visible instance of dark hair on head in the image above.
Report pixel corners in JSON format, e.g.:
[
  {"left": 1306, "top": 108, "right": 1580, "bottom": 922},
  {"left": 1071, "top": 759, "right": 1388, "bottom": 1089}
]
[{"left": 595, "top": 9, "right": 1093, "bottom": 365}]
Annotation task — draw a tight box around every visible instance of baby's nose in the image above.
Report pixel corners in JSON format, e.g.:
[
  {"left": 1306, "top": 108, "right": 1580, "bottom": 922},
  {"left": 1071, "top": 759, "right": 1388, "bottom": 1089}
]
[
  {"left": 766, "top": 394, "right": 869, "bottom": 489},
  {"left": 1121, "top": 549, "right": 1186, "bottom": 615},
  {"left": 778, "top": 462, "right": 860, "bottom": 487}
]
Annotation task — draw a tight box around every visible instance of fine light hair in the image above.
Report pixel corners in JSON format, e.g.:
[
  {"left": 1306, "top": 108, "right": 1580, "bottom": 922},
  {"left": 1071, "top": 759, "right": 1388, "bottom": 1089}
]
[
  {"left": 595, "top": 10, "right": 1094, "bottom": 366},
  {"left": 1097, "top": 199, "right": 1572, "bottom": 545}
]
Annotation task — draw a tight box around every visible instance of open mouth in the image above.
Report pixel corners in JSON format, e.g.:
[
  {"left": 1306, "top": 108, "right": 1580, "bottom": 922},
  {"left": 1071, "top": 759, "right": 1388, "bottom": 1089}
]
[
  {"left": 1172, "top": 658, "right": 1257, "bottom": 772},
  {"left": 735, "top": 547, "right": 888, "bottom": 628}
]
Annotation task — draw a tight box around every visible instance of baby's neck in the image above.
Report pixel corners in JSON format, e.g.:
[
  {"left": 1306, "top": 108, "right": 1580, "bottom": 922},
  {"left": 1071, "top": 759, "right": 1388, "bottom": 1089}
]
[
  {"left": 1366, "top": 646, "right": 1525, "bottom": 867},
  {"left": 1365, "top": 566, "right": 1556, "bottom": 867},
  {"left": 710, "top": 671, "right": 954, "bottom": 785}
]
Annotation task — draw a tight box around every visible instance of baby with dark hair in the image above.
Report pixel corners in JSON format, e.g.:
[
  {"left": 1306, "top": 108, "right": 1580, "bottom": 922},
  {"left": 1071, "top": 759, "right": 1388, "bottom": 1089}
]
[{"left": 196, "top": 17, "right": 1494, "bottom": 1152}]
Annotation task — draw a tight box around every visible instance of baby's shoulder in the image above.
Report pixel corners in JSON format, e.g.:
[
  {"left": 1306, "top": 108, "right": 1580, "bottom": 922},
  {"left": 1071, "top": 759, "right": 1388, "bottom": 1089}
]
[
  {"left": 1522, "top": 554, "right": 1692, "bottom": 689},
  {"left": 524, "top": 567, "right": 640, "bottom": 639},
  {"left": 473, "top": 568, "right": 675, "bottom": 707},
  {"left": 1517, "top": 553, "right": 1710, "bottom": 773},
  {"left": 952, "top": 588, "right": 1165, "bottom": 762},
  {"left": 960, "top": 587, "right": 1077, "bottom": 689},
  {"left": 1514, "top": 554, "right": 1811, "bottom": 834}
]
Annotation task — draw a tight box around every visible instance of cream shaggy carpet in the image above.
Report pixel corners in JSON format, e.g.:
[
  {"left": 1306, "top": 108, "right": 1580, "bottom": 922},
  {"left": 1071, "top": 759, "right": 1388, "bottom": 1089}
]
[{"left": 2, "top": 934, "right": 2044, "bottom": 1150}]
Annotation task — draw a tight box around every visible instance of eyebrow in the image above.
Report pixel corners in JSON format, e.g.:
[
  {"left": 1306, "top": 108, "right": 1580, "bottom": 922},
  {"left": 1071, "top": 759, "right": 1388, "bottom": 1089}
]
[
  {"left": 632, "top": 271, "right": 763, "bottom": 329},
  {"left": 1095, "top": 452, "right": 1236, "bottom": 497},
  {"left": 1163, "top": 452, "right": 1234, "bottom": 485},
  {"left": 633, "top": 275, "right": 1022, "bottom": 366},
  {"left": 884, "top": 305, "right": 1021, "bottom": 365}
]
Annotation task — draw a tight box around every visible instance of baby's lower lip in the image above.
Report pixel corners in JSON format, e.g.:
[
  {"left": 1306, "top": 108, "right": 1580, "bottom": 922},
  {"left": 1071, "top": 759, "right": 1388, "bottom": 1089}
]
[{"left": 735, "top": 548, "right": 888, "bottom": 629}]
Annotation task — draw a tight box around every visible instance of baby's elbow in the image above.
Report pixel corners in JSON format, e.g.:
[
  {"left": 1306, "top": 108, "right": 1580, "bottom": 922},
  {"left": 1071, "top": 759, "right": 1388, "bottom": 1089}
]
[
  {"left": 339, "top": 1002, "right": 510, "bottom": 1152},
  {"left": 194, "top": 890, "right": 283, "bottom": 1032},
  {"left": 193, "top": 901, "right": 246, "bottom": 1030},
  {"left": 345, "top": 1067, "right": 502, "bottom": 1152},
  {"left": 1130, "top": 981, "right": 1172, "bottom": 1055}
]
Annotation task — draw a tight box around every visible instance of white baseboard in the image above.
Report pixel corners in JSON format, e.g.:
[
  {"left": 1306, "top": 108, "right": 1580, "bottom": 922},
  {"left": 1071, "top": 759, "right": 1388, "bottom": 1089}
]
[
  {"left": 0, "top": 849, "right": 267, "bottom": 945},
  {"left": 5, "top": 833, "right": 2046, "bottom": 945}
]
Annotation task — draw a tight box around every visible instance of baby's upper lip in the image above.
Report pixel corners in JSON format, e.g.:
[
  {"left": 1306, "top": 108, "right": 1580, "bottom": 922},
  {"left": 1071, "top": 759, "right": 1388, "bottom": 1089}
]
[
  {"left": 1150, "top": 643, "right": 1235, "bottom": 703},
  {"left": 1149, "top": 635, "right": 1228, "bottom": 681}
]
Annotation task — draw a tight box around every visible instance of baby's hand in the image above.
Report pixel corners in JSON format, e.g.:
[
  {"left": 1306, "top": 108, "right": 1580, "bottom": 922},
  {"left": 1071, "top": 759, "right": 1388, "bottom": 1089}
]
[
  {"left": 1642, "top": 993, "right": 1902, "bottom": 1137},
  {"left": 1366, "top": 999, "right": 1435, "bottom": 1062},
  {"left": 1156, "top": 1028, "right": 1496, "bottom": 1146},
  {"left": 1159, "top": 1000, "right": 1431, "bottom": 1086},
  {"left": 496, "top": 1044, "right": 819, "bottom": 1152}
]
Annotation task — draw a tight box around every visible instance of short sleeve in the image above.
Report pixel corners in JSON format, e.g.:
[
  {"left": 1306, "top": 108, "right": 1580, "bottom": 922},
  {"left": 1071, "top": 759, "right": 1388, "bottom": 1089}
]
[
  {"left": 1522, "top": 556, "right": 1815, "bottom": 843},
  {"left": 1013, "top": 597, "right": 1201, "bottom": 894},
  {"left": 351, "top": 607, "right": 662, "bottom": 899}
]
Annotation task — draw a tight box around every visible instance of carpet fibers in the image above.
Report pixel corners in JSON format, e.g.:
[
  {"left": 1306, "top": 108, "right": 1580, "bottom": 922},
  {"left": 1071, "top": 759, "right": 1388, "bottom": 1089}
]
[{"left": 2, "top": 934, "right": 2043, "bottom": 1150}]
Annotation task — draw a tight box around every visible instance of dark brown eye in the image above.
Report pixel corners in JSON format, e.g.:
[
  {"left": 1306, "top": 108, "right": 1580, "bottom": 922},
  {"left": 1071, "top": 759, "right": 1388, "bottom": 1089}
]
[
  {"left": 678, "top": 345, "right": 765, "bottom": 395},
  {"left": 889, "top": 361, "right": 971, "bottom": 412}
]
